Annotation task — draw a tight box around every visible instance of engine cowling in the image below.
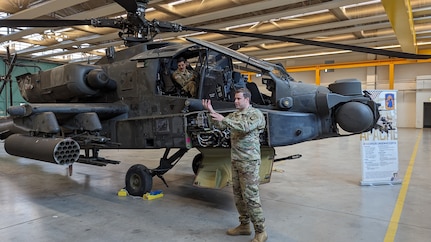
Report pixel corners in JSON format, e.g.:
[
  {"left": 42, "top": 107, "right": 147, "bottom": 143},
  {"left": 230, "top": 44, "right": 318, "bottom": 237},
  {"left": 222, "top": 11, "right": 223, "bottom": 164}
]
[{"left": 16, "top": 63, "right": 115, "bottom": 102}]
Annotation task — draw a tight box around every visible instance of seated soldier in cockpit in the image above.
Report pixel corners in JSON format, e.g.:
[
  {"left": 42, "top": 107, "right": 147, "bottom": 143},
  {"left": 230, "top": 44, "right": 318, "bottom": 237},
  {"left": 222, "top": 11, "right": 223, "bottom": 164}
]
[{"left": 172, "top": 57, "right": 197, "bottom": 97}]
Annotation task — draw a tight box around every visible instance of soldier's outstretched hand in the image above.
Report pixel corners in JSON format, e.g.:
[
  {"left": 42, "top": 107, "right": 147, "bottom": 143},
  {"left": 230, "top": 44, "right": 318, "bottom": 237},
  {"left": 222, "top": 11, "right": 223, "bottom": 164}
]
[
  {"left": 202, "top": 99, "right": 214, "bottom": 113},
  {"left": 202, "top": 99, "right": 224, "bottom": 121}
]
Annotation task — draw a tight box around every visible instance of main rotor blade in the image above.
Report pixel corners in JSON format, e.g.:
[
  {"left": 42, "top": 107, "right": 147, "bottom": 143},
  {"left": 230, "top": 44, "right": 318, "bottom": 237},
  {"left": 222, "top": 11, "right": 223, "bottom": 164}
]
[
  {"left": 114, "top": 0, "right": 138, "bottom": 13},
  {"left": 0, "top": 19, "right": 92, "bottom": 28},
  {"left": 184, "top": 26, "right": 431, "bottom": 60}
]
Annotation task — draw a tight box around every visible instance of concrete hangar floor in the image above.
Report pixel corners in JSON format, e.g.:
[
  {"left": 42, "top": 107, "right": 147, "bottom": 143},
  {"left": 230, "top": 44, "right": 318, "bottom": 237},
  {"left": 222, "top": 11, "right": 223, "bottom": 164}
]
[{"left": 0, "top": 128, "right": 429, "bottom": 242}]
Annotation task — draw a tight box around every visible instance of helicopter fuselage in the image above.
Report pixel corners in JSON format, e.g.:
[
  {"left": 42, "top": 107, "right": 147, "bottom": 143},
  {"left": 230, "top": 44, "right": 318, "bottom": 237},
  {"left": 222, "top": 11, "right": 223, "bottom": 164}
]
[{"left": 1, "top": 39, "right": 379, "bottom": 167}]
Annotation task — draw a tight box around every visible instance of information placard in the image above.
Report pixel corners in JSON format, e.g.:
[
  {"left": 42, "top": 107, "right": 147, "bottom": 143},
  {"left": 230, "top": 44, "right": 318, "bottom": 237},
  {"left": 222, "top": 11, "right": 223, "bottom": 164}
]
[{"left": 359, "top": 90, "right": 400, "bottom": 185}]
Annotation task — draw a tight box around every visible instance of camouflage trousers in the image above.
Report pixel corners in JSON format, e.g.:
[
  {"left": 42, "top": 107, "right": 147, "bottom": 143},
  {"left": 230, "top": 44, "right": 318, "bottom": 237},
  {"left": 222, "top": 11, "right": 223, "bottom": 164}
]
[
  {"left": 182, "top": 81, "right": 197, "bottom": 97},
  {"left": 231, "top": 159, "right": 265, "bottom": 233}
]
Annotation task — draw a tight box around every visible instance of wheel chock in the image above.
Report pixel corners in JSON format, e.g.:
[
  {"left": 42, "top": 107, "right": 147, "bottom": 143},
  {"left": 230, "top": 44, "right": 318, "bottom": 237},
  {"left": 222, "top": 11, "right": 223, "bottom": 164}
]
[
  {"left": 117, "top": 188, "right": 128, "bottom": 197},
  {"left": 143, "top": 190, "right": 164, "bottom": 200}
]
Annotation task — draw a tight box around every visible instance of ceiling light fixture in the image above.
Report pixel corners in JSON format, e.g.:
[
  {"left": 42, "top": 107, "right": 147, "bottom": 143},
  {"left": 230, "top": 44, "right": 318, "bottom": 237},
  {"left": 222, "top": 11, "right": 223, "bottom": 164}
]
[
  {"left": 225, "top": 22, "right": 259, "bottom": 30},
  {"left": 264, "top": 50, "right": 351, "bottom": 61},
  {"left": 43, "top": 30, "right": 68, "bottom": 42},
  {"left": 343, "top": 0, "right": 381, "bottom": 9},
  {"left": 177, "top": 31, "right": 206, "bottom": 38},
  {"left": 168, "top": 0, "right": 192, "bottom": 7},
  {"left": 279, "top": 9, "right": 329, "bottom": 21}
]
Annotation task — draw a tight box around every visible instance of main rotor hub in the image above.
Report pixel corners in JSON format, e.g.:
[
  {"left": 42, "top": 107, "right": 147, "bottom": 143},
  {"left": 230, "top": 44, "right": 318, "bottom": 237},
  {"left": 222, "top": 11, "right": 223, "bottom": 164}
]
[{"left": 136, "top": 0, "right": 149, "bottom": 18}]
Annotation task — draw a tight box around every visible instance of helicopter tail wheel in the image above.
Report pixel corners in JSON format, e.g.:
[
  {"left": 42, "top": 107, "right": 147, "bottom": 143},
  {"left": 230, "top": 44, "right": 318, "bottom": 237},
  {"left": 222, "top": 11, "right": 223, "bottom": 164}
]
[
  {"left": 192, "top": 153, "right": 203, "bottom": 175},
  {"left": 125, "top": 164, "right": 153, "bottom": 196}
]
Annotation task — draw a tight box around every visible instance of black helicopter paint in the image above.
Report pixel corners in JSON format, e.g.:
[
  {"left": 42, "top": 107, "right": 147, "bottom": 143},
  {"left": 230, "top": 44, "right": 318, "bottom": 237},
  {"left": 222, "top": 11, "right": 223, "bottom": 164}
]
[{"left": 0, "top": 0, "right": 423, "bottom": 196}]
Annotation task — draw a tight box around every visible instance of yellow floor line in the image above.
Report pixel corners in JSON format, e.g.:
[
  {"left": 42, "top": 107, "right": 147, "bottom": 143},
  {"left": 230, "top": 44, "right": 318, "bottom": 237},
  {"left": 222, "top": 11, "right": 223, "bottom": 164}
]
[{"left": 383, "top": 129, "right": 423, "bottom": 242}]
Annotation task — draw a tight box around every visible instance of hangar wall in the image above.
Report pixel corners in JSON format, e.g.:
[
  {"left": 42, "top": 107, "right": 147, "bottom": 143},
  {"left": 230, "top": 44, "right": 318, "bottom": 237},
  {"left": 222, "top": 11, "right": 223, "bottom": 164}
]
[
  {"left": 416, "top": 75, "right": 431, "bottom": 128},
  {"left": 253, "top": 52, "right": 431, "bottom": 128},
  {"left": 0, "top": 59, "right": 59, "bottom": 116},
  {"left": 288, "top": 62, "right": 431, "bottom": 128}
]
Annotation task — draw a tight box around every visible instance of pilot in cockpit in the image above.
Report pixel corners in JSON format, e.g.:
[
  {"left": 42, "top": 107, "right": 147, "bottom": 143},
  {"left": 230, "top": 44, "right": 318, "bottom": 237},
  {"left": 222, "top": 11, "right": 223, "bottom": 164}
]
[{"left": 172, "top": 57, "right": 197, "bottom": 97}]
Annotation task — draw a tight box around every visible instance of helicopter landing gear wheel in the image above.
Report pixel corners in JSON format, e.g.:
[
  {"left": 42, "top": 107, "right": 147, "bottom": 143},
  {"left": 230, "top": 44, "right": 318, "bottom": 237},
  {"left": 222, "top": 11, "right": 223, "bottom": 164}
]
[
  {"left": 125, "top": 164, "right": 153, "bottom": 196},
  {"left": 192, "top": 153, "right": 203, "bottom": 175}
]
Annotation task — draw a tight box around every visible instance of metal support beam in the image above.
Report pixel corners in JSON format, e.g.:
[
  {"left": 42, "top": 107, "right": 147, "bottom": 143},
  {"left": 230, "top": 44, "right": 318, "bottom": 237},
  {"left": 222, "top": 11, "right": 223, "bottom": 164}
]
[
  {"left": 0, "top": 0, "right": 90, "bottom": 43},
  {"left": 381, "top": 0, "right": 417, "bottom": 53},
  {"left": 6, "top": 0, "right": 89, "bottom": 19},
  {"left": 389, "top": 63, "right": 395, "bottom": 90},
  {"left": 315, "top": 69, "right": 320, "bottom": 86},
  {"left": 329, "top": 7, "right": 364, "bottom": 39},
  {"left": 285, "top": 58, "right": 431, "bottom": 73}
]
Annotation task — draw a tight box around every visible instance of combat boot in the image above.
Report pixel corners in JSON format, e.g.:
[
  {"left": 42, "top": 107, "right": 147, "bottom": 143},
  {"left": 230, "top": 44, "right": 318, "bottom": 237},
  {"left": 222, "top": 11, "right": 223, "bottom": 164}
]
[
  {"left": 251, "top": 231, "right": 268, "bottom": 242},
  {"left": 226, "top": 223, "right": 251, "bottom": 235}
]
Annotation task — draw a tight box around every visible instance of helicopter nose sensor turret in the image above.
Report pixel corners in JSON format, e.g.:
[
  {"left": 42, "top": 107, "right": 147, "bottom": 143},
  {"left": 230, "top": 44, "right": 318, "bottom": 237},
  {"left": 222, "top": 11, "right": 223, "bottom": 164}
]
[
  {"left": 335, "top": 101, "right": 376, "bottom": 133},
  {"left": 328, "top": 79, "right": 380, "bottom": 133}
]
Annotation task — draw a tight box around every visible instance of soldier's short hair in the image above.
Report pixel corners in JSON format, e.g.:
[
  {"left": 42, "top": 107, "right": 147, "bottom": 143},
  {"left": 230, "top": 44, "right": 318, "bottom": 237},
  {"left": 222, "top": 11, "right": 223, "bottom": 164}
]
[{"left": 236, "top": 88, "right": 251, "bottom": 101}]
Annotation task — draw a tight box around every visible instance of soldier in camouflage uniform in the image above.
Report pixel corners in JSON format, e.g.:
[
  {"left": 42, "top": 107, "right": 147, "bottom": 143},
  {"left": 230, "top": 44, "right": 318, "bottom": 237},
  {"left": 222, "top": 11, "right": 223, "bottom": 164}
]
[
  {"left": 172, "top": 57, "right": 197, "bottom": 97},
  {"left": 202, "top": 88, "right": 268, "bottom": 242}
]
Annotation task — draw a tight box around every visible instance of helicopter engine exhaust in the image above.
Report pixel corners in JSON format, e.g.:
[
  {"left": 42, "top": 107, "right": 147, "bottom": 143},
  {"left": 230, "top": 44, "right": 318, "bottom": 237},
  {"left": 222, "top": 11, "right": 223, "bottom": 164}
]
[{"left": 4, "top": 134, "right": 80, "bottom": 165}]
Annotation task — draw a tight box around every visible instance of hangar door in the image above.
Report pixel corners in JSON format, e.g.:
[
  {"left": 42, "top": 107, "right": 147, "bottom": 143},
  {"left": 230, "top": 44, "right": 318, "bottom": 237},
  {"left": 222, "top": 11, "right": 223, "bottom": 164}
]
[{"left": 424, "top": 102, "right": 431, "bottom": 128}]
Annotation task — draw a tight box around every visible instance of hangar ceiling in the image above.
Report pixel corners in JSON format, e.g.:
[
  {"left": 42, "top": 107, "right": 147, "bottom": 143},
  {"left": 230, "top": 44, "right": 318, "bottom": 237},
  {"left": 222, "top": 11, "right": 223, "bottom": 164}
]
[{"left": 0, "top": 0, "right": 431, "bottom": 64}]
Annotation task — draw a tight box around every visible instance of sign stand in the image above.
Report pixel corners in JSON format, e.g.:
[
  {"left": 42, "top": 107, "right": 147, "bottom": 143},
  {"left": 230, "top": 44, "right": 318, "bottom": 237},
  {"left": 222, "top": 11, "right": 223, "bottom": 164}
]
[{"left": 360, "top": 90, "right": 401, "bottom": 186}]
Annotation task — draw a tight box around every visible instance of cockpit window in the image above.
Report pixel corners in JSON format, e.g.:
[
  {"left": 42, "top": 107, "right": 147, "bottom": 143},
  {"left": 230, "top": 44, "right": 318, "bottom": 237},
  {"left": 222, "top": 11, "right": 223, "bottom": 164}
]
[
  {"left": 157, "top": 47, "right": 203, "bottom": 97},
  {"left": 270, "top": 64, "right": 294, "bottom": 82}
]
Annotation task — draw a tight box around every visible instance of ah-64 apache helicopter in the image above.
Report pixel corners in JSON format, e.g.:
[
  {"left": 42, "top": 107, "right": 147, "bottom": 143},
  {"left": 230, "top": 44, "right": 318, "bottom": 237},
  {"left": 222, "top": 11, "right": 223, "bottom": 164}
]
[{"left": 0, "top": 0, "right": 425, "bottom": 196}]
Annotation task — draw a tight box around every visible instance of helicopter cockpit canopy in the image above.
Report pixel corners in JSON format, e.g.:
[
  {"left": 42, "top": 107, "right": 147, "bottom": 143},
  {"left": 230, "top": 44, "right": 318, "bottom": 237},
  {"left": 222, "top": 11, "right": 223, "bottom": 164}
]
[
  {"left": 130, "top": 39, "right": 251, "bottom": 102},
  {"left": 186, "top": 38, "right": 292, "bottom": 82},
  {"left": 128, "top": 38, "right": 291, "bottom": 105}
]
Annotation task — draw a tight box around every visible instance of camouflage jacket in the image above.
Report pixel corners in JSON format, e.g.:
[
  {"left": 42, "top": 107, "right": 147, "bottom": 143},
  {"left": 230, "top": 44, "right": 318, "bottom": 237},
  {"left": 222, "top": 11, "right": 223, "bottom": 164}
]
[
  {"left": 172, "top": 69, "right": 195, "bottom": 87},
  {"left": 214, "top": 106, "right": 265, "bottom": 161}
]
